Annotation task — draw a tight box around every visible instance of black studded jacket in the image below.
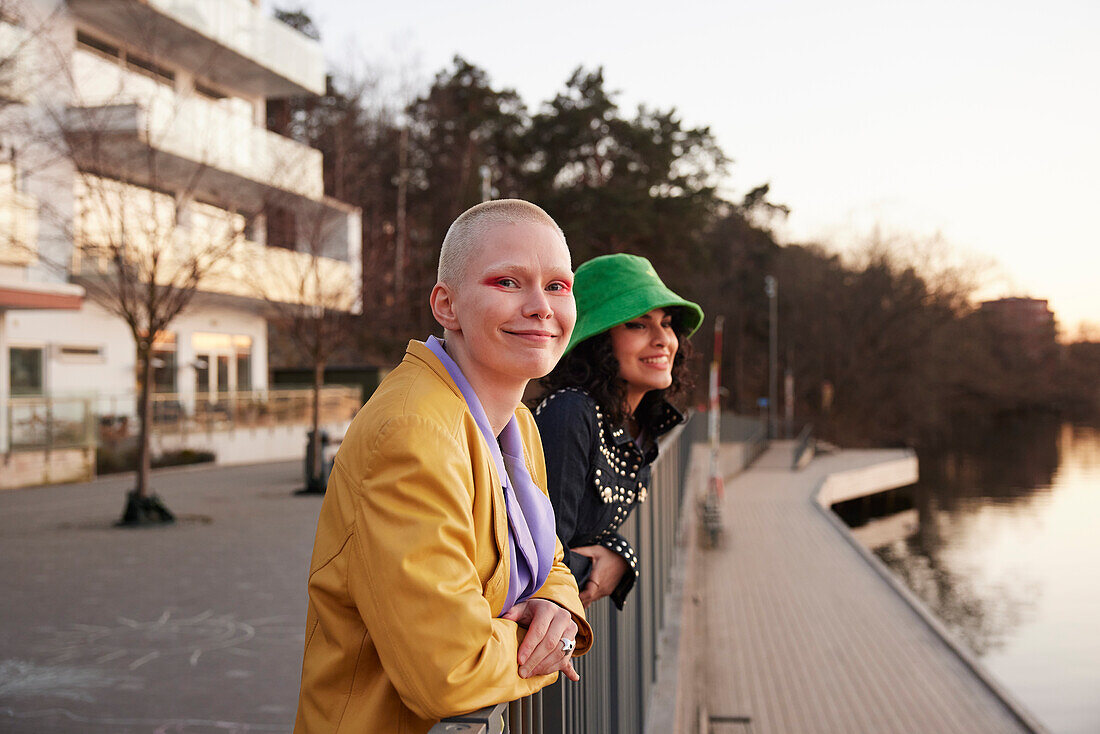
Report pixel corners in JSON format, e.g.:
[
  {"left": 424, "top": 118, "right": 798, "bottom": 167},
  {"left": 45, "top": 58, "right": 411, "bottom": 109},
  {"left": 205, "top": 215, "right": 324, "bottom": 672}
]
[{"left": 534, "top": 387, "right": 683, "bottom": 609}]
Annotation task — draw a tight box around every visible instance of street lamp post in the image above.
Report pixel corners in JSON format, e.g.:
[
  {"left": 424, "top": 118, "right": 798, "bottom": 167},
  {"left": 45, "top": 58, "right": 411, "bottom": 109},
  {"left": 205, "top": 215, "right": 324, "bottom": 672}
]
[
  {"left": 479, "top": 164, "right": 493, "bottom": 202},
  {"left": 765, "top": 275, "right": 778, "bottom": 439}
]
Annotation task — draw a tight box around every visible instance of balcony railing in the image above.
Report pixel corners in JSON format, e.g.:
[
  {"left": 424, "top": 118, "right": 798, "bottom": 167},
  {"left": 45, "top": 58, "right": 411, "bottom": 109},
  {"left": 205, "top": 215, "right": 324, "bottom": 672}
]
[
  {"left": 5, "top": 386, "right": 360, "bottom": 457},
  {"left": 71, "top": 169, "right": 357, "bottom": 309},
  {"left": 67, "top": 50, "right": 324, "bottom": 205},
  {"left": 92, "top": 386, "right": 362, "bottom": 437},
  {"left": 206, "top": 237, "right": 359, "bottom": 310},
  {"left": 0, "top": 19, "right": 34, "bottom": 103},
  {"left": 67, "top": 0, "right": 325, "bottom": 97},
  {"left": 432, "top": 420, "right": 693, "bottom": 733},
  {"left": 0, "top": 166, "right": 38, "bottom": 266},
  {"left": 72, "top": 231, "right": 358, "bottom": 311}
]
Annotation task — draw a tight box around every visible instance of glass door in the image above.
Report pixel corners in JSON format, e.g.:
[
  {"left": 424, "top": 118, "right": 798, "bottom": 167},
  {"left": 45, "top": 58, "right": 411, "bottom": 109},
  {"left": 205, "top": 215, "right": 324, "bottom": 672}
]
[
  {"left": 216, "top": 355, "right": 230, "bottom": 394},
  {"left": 195, "top": 354, "right": 211, "bottom": 398}
]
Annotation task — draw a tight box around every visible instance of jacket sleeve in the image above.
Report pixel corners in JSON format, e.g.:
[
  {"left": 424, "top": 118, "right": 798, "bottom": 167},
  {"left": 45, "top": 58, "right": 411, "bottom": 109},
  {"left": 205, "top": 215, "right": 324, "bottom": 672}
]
[
  {"left": 347, "top": 415, "right": 557, "bottom": 721},
  {"left": 593, "top": 531, "right": 638, "bottom": 609},
  {"left": 534, "top": 393, "right": 597, "bottom": 584}
]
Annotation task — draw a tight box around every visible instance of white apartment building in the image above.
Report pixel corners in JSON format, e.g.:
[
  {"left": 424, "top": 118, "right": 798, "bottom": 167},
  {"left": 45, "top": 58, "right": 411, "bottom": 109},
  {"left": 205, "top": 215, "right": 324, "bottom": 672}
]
[{"left": 0, "top": 0, "right": 362, "bottom": 485}]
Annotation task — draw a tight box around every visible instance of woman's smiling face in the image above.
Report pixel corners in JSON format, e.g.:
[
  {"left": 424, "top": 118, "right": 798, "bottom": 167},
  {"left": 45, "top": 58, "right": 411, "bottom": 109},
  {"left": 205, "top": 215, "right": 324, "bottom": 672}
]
[
  {"left": 444, "top": 221, "right": 576, "bottom": 388},
  {"left": 609, "top": 308, "right": 678, "bottom": 410}
]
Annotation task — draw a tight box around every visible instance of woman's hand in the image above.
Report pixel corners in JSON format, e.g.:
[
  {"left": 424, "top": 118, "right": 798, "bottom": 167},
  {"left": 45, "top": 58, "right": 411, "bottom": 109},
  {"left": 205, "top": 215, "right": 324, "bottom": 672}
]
[
  {"left": 500, "top": 599, "right": 581, "bottom": 682},
  {"left": 571, "top": 544, "right": 628, "bottom": 608}
]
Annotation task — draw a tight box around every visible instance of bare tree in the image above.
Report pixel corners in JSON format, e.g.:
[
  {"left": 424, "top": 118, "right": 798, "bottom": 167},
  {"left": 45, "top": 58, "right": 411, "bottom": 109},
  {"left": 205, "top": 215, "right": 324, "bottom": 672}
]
[
  {"left": 67, "top": 165, "right": 247, "bottom": 520},
  {"left": 17, "top": 6, "right": 273, "bottom": 522},
  {"left": 249, "top": 193, "right": 359, "bottom": 492}
]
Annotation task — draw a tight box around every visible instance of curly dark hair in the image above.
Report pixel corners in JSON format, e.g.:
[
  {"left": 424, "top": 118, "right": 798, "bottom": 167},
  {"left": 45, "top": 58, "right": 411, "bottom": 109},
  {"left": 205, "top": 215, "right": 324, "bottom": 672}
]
[{"left": 536, "top": 314, "right": 696, "bottom": 429}]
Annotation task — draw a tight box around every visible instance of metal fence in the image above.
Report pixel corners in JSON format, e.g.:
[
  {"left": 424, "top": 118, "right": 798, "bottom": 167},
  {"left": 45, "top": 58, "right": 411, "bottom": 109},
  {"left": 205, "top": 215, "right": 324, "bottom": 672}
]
[
  {"left": 681, "top": 409, "right": 768, "bottom": 470},
  {"left": 4, "top": 386, "right": 361, "bottom": 455},
  {"left": 5, "top": 396, "right": 97, "bottom": 452},
  {"left": 92, "top": 386, "right": 362, "bottom": 436},
  {"left": 716, "top": 411, "right": 769, "bottom": 446},
  {"left": 433, "top": 419, "right": 693, "bottom": 734}
]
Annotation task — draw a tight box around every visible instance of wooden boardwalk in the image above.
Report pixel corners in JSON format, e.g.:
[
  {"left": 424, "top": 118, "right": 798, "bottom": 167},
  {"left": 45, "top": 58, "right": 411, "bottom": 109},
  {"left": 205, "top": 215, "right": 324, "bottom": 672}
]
[{"left": 697, "top": 443, "right": 1042, "bottom": 734}]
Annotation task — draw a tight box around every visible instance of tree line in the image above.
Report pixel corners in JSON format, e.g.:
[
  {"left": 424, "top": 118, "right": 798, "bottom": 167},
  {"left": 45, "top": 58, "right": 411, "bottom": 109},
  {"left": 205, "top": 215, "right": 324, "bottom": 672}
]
[{"left": 270, "top": 16, "right": 1100, "bottom": 451}]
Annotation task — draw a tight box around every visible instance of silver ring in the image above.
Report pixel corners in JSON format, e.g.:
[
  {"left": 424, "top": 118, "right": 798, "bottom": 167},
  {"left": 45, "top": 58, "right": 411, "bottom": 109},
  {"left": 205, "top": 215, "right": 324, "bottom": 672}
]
[{"left": 560, "top": 637, "right": 576, "bottom": 654}]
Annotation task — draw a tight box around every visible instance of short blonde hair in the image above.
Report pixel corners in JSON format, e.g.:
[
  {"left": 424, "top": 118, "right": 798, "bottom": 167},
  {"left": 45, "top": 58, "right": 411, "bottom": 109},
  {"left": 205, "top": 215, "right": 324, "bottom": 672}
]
[{"left": 437, "top": 200, "right": 568, "bottom": 286}]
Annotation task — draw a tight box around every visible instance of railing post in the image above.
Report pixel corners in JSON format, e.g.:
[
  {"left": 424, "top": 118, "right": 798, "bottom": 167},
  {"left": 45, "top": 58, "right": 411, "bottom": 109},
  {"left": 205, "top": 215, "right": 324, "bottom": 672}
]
[
  {"left": 84, "top": 397, "right": 95, "bottom": 450},
  {"left": 44, "top": 395, "right": 54, "bottom": 457},
  {"left": 538, "top": 675, "right": 566, "bottom": 733},
  {"left": 431, "top": 702, "right": 509, "bottom": 734}
]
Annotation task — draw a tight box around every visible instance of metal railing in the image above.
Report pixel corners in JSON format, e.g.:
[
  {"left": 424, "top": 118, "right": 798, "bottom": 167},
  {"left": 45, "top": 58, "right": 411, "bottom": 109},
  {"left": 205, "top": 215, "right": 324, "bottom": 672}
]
[
  {"left": 6, "top": 396, "right": 97, "bottom": 452},
  {"left": 791, "top": 423, "right": 815, "bottom": 470},
  {"left": 0, "top": 162, "right": 39, "bottom": 266},
  {"left": 92, "top": 386, "right": 362, "bottom": 437},
  {"left": 433, "top": 420, "right": 692, "bottom": 734},
  {"left": 4, "top": 386, "right": 360, "bottom": 455},
  {"left": 0, "top": 19, "right": 35, "bottom": 103},
  {"left": 682, "top": 409, "right": 768, "bottom": 473}
]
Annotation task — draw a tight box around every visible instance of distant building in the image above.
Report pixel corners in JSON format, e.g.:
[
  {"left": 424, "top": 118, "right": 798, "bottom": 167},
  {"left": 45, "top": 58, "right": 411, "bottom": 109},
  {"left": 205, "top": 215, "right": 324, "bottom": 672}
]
[
  {"left": 1, "top": 0, "right": 361, "bottom": 485},
  {"left": 978, "top": 297, "right": 1058, "bottom": 362}
]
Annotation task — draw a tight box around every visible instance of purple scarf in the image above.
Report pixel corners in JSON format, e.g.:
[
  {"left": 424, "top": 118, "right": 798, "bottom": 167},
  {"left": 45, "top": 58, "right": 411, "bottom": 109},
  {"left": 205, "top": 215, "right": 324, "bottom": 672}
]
[{"left": 425, "top": 337, "right": 556, "bottom": 613}]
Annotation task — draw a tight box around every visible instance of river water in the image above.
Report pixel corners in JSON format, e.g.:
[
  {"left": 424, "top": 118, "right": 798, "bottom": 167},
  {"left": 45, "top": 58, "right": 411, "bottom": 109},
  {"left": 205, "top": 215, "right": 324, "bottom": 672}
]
[{"left": 834, "top": 420, "right": 1100, "bottom": 734}]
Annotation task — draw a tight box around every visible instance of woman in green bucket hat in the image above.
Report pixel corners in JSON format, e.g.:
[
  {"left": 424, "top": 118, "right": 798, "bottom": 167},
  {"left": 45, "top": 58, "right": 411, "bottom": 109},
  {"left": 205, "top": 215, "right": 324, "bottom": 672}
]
[{"left": 534, "top": 253, "right": 703, "bottom": 609}]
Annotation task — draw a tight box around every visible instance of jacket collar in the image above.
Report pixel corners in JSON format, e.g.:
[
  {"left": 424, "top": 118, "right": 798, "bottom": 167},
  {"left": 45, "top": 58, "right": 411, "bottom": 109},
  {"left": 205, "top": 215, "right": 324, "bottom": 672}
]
[
  {"left": 608, "top": 400, "right": 684, "bottom": 447},
  {"left": 404, "top": 339, "right": 463, "bottom": 396}
]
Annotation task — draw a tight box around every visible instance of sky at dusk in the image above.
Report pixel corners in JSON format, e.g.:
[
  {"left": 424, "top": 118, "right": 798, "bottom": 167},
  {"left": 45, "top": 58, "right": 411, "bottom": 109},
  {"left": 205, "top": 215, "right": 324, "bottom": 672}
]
[{"left": 279, "top": 0, "right": 1100, "bottom": 335}]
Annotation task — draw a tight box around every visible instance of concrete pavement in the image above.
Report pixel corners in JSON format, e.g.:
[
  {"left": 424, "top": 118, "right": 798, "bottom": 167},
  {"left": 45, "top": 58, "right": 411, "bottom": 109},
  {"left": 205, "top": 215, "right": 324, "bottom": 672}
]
[{"left": 0, "top": 461, "right": 321, "bottom": 733}]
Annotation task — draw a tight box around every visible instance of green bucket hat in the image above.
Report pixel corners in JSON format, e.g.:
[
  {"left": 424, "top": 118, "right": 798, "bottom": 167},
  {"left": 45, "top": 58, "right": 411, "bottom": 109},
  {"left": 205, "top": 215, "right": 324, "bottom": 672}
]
[{"left": 566, "top": 253, "right": 704, "bottom": 354}]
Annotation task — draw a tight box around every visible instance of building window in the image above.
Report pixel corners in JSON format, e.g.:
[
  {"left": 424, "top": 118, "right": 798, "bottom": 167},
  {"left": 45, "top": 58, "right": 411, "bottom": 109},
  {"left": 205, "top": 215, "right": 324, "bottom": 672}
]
[
  {"left": 152, "top": 350, "right": 177, "bottom": 393},
  {"left": 136, "top": 332, "right": 177, "bottom": 394},
  {"left": 76, "top": 30, "right": 121, "bottom": 61},
  {"left": 194, "top": 80, "right": 226, "bottom": 100},
  {"left": 9, "top": 347, "right": 44, "bottom": 396},
  {"left": 125, "top": 51, "right": 175, "bottom": 87},
  {"left": 57, "top": 344, "right": 105, "bottom": 363},
  {"left": 192, "top": 333, "right": 252, "bottom": 393},
  {"left": 236, "top": 353, "right": 252, "bottom": 391},
  {"left": 216, "top": 355, "right": 230, "bottom": 394},
  {"left": 266, "top": 206, "right": 298, "bottom": 250},
  {"left": 195, "top": 355, "right": 210, "bottom": 397},
  {"left": 75, "top": 30, "right": 175, "bottom": 88}
]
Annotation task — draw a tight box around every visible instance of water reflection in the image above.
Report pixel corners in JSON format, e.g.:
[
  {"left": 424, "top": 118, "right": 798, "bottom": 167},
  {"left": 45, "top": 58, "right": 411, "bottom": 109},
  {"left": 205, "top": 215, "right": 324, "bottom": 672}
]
[
  {"left": 920, "top": 414, "right": 1061, "bottom": 508},
  {"left": 835, "top": 419, "right": 1100, "bottom": 734},
  {"left": 875, "top": 525, "right": 1037, "bottom": 657}
]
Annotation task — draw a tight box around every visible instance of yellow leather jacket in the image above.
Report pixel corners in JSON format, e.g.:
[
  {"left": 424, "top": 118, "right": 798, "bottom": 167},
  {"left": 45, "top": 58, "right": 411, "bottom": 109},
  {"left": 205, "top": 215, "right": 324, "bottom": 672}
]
[{"left": 294, "top": 340, "right": 592, "bottom": 734}]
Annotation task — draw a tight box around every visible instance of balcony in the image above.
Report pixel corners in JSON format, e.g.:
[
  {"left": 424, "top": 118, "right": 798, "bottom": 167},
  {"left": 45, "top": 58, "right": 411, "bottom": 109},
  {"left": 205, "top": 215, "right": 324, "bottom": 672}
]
[
  {"left": 66, "top": 0, "right": 324, "bottom": 97},
  {"left": 72, "top": 232, "right": 359, "bottom": 311},
  {"left": 64, "top": 50, "right": 324, "bottom": 210},
  {"left": 0, "top": 19, "right": 34, "bottom": 102},
  {"left": 0, "top": 164, "right": 38, "bottom": 267},
  {"left": 73, "top": 182, "right": 357, "bottom": 311},
  {"left": 204, "top": 236, "right": 359, "bottom": 311}
]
